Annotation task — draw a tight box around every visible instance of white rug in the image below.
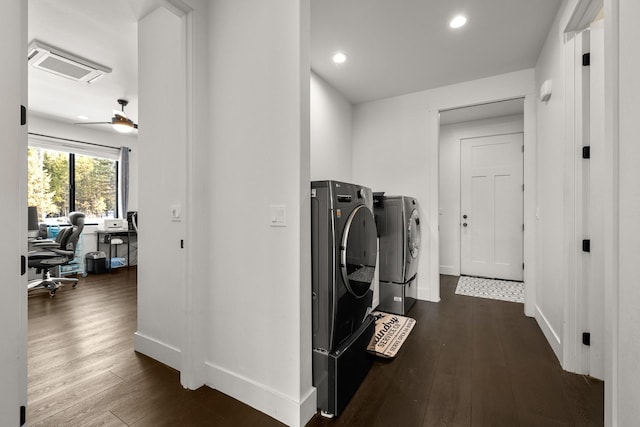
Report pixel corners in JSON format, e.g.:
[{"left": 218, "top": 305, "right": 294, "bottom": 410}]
[{"left": 455, "top": 275, "right": 524, "bottom": 303}]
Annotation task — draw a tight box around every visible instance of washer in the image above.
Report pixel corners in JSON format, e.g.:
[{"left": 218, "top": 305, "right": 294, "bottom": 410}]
[
  {"left": 374, "top": 195, "right": 421, "bottom": 315},
  {"left": 311, "top": 180, "right": 377, "bottom": 417}
]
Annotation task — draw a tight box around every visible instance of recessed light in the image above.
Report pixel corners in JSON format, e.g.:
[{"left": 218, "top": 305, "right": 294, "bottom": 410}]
[
  {"left": 77, "top": 115, "right": 89, "bottom": 120},
  {"left": 332, "top": 52, "right": 347, "bottom": 64},
  {"left": 449, "top": 15, "right": 467, "bottom": 29}
]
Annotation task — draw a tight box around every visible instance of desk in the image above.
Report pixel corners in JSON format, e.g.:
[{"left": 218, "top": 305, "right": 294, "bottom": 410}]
[{"left": 96, "top": 229, "right": 137, "bottom": 271}]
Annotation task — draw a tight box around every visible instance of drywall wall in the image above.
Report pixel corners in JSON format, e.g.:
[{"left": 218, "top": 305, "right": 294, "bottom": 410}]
[
  {"left": 310, "top": 71, "right": 353, "bottom": 182},
  {"left": 533, "top": 1, "right": 576, "bottom": 363},
  {"left": 439, "top": 115, "right": 524, "bottom": 276},
  {"left": 617, "top": 0, "right": 640, "bottom": 422},
  {"left": 197, "top": 2, "right": 315, "bottom": 426},
  {"left": 352, "top": 69, "right": 535, "bottom": 303},
  {"left": 135, "top": 6, "right": 187, "bottom": 369},
  {"left": 0, "top": 0, "right": 26, "bottom": 423}
]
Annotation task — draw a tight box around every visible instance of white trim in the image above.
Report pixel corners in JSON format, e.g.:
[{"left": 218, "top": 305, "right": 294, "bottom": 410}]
[
  {"left": 428, "top": 109, "right": 441, "bottom": 302},
  {"left": 205, "top": 361, "right": 317, "bottom": 427},
  {"left": 535, "top": 305, "right": 562, "bottom": 362},
  {"left": 603, "top": 0, "right": 619, "bottom": 425},
  {"left": 134, "top": 331, "right": 182, "bottom": 371},
  {"left": 565, "top": 0, "right": 604, "bottom": 33},
  {"left": 28, "top": 133, "right": 120, "bottom": 160},
  {"left": 523, "top": 94, "right": 537, "bottom": 317},
  {"left": 431, "top": 95, "right": 537, "bottom": 312}
]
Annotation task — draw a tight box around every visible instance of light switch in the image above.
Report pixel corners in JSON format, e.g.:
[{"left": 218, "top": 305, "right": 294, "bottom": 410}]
[
  {"left": 270, "top": 204, "right": 286, "bottom": 227},
  {"left": 171, "top": 204, "right": 181, "bottom": 221}
]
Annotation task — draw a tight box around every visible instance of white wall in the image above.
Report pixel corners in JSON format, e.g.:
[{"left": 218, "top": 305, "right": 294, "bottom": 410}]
[
  {"left": 310, "top": 71, "right": 353, "bottom": 182},
  {"left": 0, "top": 0, "right": 27, "bottom": 423},
  {"left": 533, "top": 2, "right": 566, "bottom": 363},
  {"left": 189, "top": 2, "right": 314, "bottom": 426},
  {"left": 616, "top": 0, "right": 640, "bottom": 423},
  {"left": 352, "top": 69, "right": 535, "bottom": 302},
  {"left": 135, "top": 6, "right": 187, "bottom": 370},
  {"left": 439, "top": 115, "right": 524, "bottom": 276}
]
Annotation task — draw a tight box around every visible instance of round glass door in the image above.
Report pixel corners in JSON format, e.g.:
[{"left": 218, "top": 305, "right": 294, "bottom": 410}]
[
  {"left": 408, "top": 209, "right": 420, "bottom": 258},
  {"left": 340, "top": 205, "right": 377, "bottom": 298}
]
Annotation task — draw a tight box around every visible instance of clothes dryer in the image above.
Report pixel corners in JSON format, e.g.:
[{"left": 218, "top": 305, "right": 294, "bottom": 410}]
[
  {"left": 374, "top": 196, "right": 421, "bottom": 315},
  {"left": 311, "top": 180, "right": 377, "bottom": 417}
]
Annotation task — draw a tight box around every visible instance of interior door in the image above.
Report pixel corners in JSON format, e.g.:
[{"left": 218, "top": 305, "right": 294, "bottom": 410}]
[
  {"left": 587, "top": 19, "right": 605, "bottom": 380},
  {"left": 0, "top": 0, "right": 27, "bottom": 424},
  {"left": 460, "top": 133, "right": 523, "bottom": 281}
]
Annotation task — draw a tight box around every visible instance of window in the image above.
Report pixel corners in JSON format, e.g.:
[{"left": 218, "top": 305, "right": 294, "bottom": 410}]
[{"left": 28, "top": 146, "right": 118, "bottom": 223}]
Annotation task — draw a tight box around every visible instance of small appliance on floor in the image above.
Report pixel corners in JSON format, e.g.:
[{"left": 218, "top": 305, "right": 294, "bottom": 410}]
[
  {"left": 374, "top": 195, "right": 421, "bottom": 315},
  {"left": 311, "top": 180, "right": 378, "bottom": 417}
]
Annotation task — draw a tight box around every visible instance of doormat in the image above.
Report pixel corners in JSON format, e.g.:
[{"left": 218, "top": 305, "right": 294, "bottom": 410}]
[
  {"left": 455, "top": 275, "right": 524, "bottom": 303},
  {"left": 367, "top": 311, "right": 416, "bottom": 358}
]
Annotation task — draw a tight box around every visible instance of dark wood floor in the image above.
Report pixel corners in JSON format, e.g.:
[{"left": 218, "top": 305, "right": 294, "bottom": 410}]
[{"left": 28, "top": 271, "right": 603, "bottom": 426}]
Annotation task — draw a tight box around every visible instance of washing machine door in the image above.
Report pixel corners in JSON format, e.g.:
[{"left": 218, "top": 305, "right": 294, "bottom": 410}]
[
  {"left": 408, "top": 209, "right": 420, "bottom": 259},
  {"left": 340, "top": 205, "right": 377, "bottom": 298},
  {"left": 405, "top": 208, "right": 421, "bottom": 280}
]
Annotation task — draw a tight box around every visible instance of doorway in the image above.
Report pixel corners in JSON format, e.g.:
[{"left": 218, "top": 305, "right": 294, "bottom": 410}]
[{"left": 439, "top": 99, "right": 525, "bottom": 283}]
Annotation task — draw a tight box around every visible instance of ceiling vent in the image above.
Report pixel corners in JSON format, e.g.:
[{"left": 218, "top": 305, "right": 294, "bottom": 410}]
[{"left": 28, "top": 39, "right": 112, "bottom": 84}]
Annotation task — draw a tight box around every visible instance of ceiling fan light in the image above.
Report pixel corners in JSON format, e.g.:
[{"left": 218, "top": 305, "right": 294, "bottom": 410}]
[
  {"left": 113, "top": 123, "right": 133, "bottom": 133},
  {"left": 112, "top": 115, "right": 134, "bottom": 133}
]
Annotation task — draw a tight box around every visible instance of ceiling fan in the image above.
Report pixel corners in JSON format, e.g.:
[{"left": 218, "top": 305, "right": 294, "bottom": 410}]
[{"left": 76, "top": 99, "right": 138, "bottom": 133}]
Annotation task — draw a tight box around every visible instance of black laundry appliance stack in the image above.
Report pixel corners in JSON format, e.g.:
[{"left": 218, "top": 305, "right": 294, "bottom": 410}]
[{"left": 311, "top": 180, "right": 377, "bottom": 417}]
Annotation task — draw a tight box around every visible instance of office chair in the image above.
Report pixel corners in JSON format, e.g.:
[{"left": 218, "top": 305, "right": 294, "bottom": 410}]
[{"left": 28, "top": 212, "right": 85, "bottom": 297}]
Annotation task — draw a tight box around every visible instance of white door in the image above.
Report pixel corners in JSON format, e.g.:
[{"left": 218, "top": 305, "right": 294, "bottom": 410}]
[
  {"left": 587, "top": 19, "right": 605, "bottom": 381},
  {"left": 460, "top": 133, "right": 523, "bottom": 281},
  {"left": 0, "top": 0, "right": 28, "bottom": 424}
]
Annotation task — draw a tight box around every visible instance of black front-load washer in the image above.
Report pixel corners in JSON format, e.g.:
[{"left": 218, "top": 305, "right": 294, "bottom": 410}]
[{"left": 311, "top": 180, "right": 377, "bottom": 417}]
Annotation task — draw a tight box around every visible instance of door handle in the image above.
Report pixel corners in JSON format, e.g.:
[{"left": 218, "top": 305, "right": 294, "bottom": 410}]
[
  {"left": 463, "top": 223, "right": 468, "bottom": 227},
  {"left": 463, "top": 214, "right": 468, "bottom": 219}
]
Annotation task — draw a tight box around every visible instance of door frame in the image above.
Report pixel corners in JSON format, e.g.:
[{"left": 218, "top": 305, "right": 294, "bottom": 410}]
[{"left": 430, "top": 96, "right": 537, "bottom": 316}]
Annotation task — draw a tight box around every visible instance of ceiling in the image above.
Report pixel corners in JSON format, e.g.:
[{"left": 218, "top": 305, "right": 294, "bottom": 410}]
[
  {"left": 28, "top": 0, "right": 140, "bottom": 131},
  {"left": 312, "top": 0, "right": 562, "bottom": 104},
  {"left": 28, "top": 0, "right": 561, "bottom": 132}
]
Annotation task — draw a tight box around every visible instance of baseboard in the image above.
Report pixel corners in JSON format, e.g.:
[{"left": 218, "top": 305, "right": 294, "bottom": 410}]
[
  {"left": 439, "top": 265, "right": 458, "bottom": 276},
  {"left": 133, "top": 331, "right": 181, "bottom": 371},
  {"left": 205, "top": 361, "right": 317, "bottom": 427},
  {"left": 534, "top": 305, "right": 562, "bottom": 363}
]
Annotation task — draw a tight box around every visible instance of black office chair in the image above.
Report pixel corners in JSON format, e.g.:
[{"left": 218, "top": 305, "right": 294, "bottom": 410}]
[{"left": 28, "top": 212, "right": 85, "bottom": 297}]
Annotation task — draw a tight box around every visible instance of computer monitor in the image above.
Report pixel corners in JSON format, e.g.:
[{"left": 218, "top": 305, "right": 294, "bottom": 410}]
[{"left": 28, "top": 206, "right": 40, "bottom": 238}]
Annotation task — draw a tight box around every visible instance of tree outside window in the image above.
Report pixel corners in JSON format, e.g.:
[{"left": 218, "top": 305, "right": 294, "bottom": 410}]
[{"left": 27, "top": 147, "right": 117, "bottom": 222}]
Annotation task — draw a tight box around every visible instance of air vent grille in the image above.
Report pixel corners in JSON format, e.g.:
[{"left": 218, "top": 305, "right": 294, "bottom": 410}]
[{"left": 28, "top": 39, "right": 111, "bottom": 84}]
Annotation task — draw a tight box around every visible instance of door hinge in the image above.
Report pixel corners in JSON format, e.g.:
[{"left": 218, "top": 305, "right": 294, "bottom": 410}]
[
  {"left": 522, "top": 224, "right": 525, "bottom": 231},
  {"left": 20, "top": 105, "right": 26, "bottom": 126},
  {"left": 582, "top": 332, "right": 591, "bottom": 346},
  {"left": 522, "top": 184, "right": 525, "bottom": 191},
  {"left": 20, "top": 405, "right": 26, "bottom": 426},
  {"left": 521, "top": 145, "right": 524, "bottom": 153},
  {"left": 522, "top": 262, "right": 525, "bottom": 270},
  {"left": 582, "top": 146, "right": 591, "bottom": 159},
  {"left": 20, "top": 255, "right": 26, "bottom": 276},
  {"left": 582, "top": 239, "right": 591, "bottom": 253},
  {"left": 180, "top": 239, "right": 184, "bottom": 249},
  {"left": 582, "top": 52, "right": 591, "bottom": 66}
]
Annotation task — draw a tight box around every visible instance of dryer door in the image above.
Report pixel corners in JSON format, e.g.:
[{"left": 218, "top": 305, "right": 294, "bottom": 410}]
[
  {"left": 406, "top": 208, "right": 421, "bottom": 280},
  {"left": 340, "top": 205, "right": 377, "bottom": 298}
]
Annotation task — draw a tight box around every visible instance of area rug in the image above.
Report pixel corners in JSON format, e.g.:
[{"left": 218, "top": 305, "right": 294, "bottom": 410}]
[
  {"left": 367, "top": 311, "right": 416, "bottom": 358},
  {"left": 455, "top": 275, "right": 524, "bottom": 303}
]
